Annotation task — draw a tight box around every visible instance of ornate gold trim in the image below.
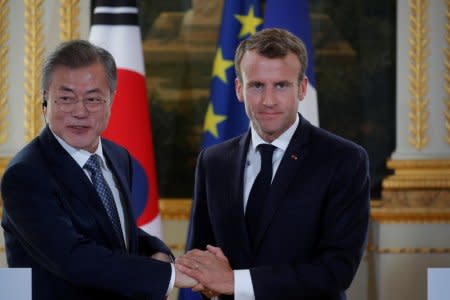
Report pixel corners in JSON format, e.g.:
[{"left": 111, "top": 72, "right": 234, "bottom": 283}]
[
  {"left": 371, "top": 207, "right": 450, "bottom": 223},
  {"left": 24, "top": 0, "right": 44, "bottom": 142},
  {"left": 59, "top": 0, "right": 80, "bottom": 42},
  {"left": 383, "top": 159, "right": 450, "bottom": 189},
  {"left": 368, "top": 244, "right": 450, "bottom": 254},
  {"left": 446, "top": 0, "right": 450, "bottom": 145},
  {"left": 159, "top": 199, "right": 192, "bottom": 220},
  {"left": 0, "top": 156, "right": 10, "bottom": 207},
  {"left": 408, "top": 0, "right": 430, "bottom": 150},
  {"left": 0, "top": 0, "right": 9, "bottom": 145}
]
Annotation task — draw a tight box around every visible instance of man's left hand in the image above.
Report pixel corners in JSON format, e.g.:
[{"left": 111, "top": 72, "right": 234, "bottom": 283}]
[{"left": 176, "top": 245, "right": 234, "bottom": 296}]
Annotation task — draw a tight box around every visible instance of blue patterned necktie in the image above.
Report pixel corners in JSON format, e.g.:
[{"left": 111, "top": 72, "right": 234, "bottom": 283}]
[
  {"left": 84, "top": 154, "right": 125, "bottom": 247},
  {"left": 245, "top": 144, "right": 277, "bottom": 249}
]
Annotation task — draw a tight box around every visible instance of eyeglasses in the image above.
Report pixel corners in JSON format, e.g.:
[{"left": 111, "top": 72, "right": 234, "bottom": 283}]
[{"left": 53, "top": 96, "right": 109, "bottom": 113}]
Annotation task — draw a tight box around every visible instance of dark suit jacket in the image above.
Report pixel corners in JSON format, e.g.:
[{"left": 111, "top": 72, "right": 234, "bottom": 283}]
[
  {"left": 188, "top": 116, "right": 370, "bottom": 300},
  {"left": 1, "top": 126, "right": 172, "bottom": 300}
]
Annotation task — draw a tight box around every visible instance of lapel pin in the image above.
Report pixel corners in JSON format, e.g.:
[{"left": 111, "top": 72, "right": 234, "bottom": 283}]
[{"left": 291, "top": 154, "right": 298, "bottom": 160}]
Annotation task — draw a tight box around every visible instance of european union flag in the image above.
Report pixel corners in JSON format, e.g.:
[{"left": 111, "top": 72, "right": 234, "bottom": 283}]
[
  {"left": 201, "top": 0, "right": 263, "bottom": 148},
  {"left": 178, "top": 2, "right": 263, "bottom": 300}
]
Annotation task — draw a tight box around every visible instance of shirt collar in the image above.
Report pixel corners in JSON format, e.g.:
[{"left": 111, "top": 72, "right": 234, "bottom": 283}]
[
  {"left": 250, "top": 113, "right": 299, "bottom": 152},
  {"left": 51, "top": 130, "right": 106, "bottom": 170}
]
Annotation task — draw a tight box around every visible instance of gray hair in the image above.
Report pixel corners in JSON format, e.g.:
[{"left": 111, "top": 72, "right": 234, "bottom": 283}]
[{"left": 41, "top": 40, "right": 117, "bottom": 94}]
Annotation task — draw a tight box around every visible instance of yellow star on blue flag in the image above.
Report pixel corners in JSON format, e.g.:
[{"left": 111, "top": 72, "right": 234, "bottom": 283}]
[
  {"left": 212, "top": 48, "right": 234, "bottom": 83},
  {"left": 203, "top": 103, "right": 227, "bottom": 138},
  {"left": 235, "top": 6, "right": 263, "bottom": 38}
]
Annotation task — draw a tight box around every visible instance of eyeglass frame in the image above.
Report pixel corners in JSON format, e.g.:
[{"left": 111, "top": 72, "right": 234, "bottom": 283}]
[{"left": 45, "top": 92, "right": 111, "bottom": 113}]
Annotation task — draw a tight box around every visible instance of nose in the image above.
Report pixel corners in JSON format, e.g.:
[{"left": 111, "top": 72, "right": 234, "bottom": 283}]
[
  {"left": 262, "top": 87, "right": 276, "bottom": 106},
  {"left": 71, "top": 99, "right": 89, "bottom": 117}
]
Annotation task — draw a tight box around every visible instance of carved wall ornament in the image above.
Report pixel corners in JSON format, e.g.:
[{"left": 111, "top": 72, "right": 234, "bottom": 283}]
[
  {"left": 0, "top": 0, "right": 9, "bottom": 145},
  {"left": 383, "top": 159, "right": 450, "bottom": 189},
  {"left": 408, "top": 0, "right": 430, "bottom": 150},
  {"left": 446, "top": 0, "right": 450, "bottom": 145},
  {"left": 59, "top": 0, "right": 80, "bottom": 41},
  {"left": 24, "top": 0, "right": 44, "bottom": 142}
]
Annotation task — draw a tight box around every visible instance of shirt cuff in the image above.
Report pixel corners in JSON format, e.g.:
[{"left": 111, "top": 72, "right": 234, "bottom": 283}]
[
  {"left": 166, "top": 263, "right": 175, "bottom": 296},
  {"left": 234, "top": 269, "right": 255, "bottom": 300}
]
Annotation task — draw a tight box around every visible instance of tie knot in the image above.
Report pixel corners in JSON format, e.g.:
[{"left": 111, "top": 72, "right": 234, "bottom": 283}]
[
  {"left": 257, "top": 144, "right": 276, "bottom": 161},
  {"left": 84, "top": 154, "right": 101, "bottom": 173}
]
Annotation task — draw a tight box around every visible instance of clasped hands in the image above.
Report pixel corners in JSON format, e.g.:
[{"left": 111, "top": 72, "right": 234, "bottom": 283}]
[{"left": 175, "top": 245, "right": 234, "bottom": 298}]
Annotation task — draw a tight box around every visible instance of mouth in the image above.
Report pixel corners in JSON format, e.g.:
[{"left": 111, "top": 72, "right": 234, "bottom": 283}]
[
  {"left": 67, "top": 125, "right": 90, "bottom": 132},
  {"left": 259, "top": 111, "right": 280, "bottom": 118}
]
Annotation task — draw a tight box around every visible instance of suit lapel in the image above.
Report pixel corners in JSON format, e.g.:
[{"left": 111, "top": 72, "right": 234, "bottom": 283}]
[
  {"left": 228, "top": 132, "right": 253, "bottom": 264},
  {"left": 38, "top": 127, "right": 124, "bottom": 249},
  {"left": 102, "top": 142, "right": 135, "bottom": 251},
  {"left": 252, "top": 116, "right": 313, "bottom": 253}
]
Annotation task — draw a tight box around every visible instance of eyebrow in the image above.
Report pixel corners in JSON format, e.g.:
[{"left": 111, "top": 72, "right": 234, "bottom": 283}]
[
  {"left": 57, "top": 86, "right": 103, "bottom": 95},
  {"left": 275, "top": 80, "right": 292, "bottom": 86}
]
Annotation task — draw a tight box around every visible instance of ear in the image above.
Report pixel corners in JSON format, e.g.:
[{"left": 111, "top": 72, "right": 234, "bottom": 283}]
[
  {"left": 42, "top": 91, "right": 47, "bottom": 111},
  {"left": 298, "top": 76, "right": 308, "bottom": 101},
  {"left": 235, "top": 77, "right": 244, "bottom": 103}
]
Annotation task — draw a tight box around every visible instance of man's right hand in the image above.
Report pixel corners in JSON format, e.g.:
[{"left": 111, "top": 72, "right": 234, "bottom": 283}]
[{"left": 175, "top": 268, "right": 198, "bottom": 288}]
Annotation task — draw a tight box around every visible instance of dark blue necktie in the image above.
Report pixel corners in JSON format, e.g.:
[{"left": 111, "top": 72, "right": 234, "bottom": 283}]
[
  {"left": 84, "top": 154, "right": 125, "bottom": 247},
  {"left": 245, "top": 144, "right": 276, "bottom": 249}
]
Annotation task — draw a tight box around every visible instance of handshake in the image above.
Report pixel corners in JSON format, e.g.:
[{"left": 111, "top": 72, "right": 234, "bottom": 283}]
[{"left": 174, "top": 245, "right": 234, "bottom": 298}]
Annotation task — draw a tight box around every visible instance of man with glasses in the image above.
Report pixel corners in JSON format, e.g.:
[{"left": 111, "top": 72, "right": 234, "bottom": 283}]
[{"left": 1, "top": 40, "right": 195, "bottom": 300}]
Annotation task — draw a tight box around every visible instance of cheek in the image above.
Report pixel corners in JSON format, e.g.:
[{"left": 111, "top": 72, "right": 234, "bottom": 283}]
[{"left": 98, "top": 111, "right": 111, "bottom": 129}]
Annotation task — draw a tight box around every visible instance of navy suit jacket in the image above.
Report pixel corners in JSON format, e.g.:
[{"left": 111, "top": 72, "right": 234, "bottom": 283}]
[
  {"left": 1, "top": 126, "right": 172, "bottom": 300},
  {"left": 188, "top": 116, "right": 370, "bottom": 300}
]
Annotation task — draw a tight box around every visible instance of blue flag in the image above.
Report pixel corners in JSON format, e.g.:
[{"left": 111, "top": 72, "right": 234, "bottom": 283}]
[
  {"left": 201, "top": 0, "right": 263, "bottom": 148},
  {"left": 264, "top": 0, "right": 319, "bottom": 126},
  {"left": 178, "top": 2, "right": 263, "bottom": 299}
]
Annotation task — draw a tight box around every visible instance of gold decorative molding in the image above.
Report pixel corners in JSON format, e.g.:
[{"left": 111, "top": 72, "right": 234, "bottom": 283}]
[
  {"left": 59, "top": 0, "right": 80, "bottom": 42},
  {"left": 383, "top": 159, "right": 450, "bottom": 189},
  {"left": 371, "top": 207, "right": 450, "bottom": 223},
  {"left": 408, "top": 0, "right": 430, "bottom": 150},
  {"left": 446, "top": 0, "right": 450, "bottom": 145},
  {"left": 0, "top": 0, "right": 9, "bottom": 145},
  {"left": 368, "top": 244, "right": 450, "bottom": 254},
  {"left": 0, "top": 156, "right": 10, "bottom": 206},
  {"left": 24, "top": 0, "right": 44, "bottom": 142},
  {"left": 159, "top": 198, "right": 192, "bottom": 220}
]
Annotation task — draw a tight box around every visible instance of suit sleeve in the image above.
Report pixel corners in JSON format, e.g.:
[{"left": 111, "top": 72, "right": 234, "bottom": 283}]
[
  {"left": 187, "top": 149, "right": 215, "bottom": 251},
  {"left": 137, "top": 228, "right": 174, "bottom": 260},
  {"left": 1, "top": 162, "right": 171, "bottom": 300},
  {"left": 250, "top": 146, "right": 370, "bottom": 299}
]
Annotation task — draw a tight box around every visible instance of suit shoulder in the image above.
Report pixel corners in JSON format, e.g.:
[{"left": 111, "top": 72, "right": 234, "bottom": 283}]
[
  {"left": 309, "top": 126, "right": 368, "bottom": 160},
  {"left": 102, "top": 138, "right": 131, "bottom": 159},
  {"left": 2, "top": 138, "right": 52, "bottom": 190},
  {"left": 201, "top": 135, "right": 243, "bottom": 158},
  {"left": 6, "top": 137, "right": 46, "bottom": 169}
]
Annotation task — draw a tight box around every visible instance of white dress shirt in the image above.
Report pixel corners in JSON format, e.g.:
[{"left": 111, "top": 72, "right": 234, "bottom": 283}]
[{"left": 234, "top": 115, "right": 300, "bottom": 300}]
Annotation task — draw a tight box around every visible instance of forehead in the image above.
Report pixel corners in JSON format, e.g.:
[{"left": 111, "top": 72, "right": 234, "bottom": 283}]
[
  {"left": 49, "top": 63, "right": 108, "bottom": 92},
  {"left": 240, "top": 50, "right": 301, "bottom": 81}
]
